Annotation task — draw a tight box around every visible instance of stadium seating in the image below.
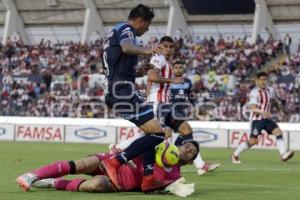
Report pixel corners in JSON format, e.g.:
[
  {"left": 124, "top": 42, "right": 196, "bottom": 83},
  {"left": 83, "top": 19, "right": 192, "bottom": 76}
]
[{"left": 0, "top": 34, "right": 299, "bottom": 122}]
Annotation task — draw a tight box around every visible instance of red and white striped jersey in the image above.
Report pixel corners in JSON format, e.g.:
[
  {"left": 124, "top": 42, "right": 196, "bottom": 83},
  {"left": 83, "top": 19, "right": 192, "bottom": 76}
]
[
  {"left": 249, "top": 87, "right": 275, "bottom": 121},
  {"left": 147, "top": 54, "right": 172, "bottom": 103}
]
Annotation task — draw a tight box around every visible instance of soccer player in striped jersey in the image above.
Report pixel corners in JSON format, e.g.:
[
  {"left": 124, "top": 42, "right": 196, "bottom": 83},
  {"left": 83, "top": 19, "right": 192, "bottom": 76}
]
[{"left": 232, "top": 72, "right": 294, "bottom": 164}]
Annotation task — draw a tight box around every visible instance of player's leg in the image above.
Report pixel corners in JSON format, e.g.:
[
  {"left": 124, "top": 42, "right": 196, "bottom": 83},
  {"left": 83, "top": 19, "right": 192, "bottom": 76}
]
[
  {"left": 109, "top": 126, "right": 173, "bottom": 153},
  {"left": 232, "top": 121, "right": 260, "bottom": 164},
  {"left": 101, "top": 98, "right": 165, "bottom": 190},
  {"left": 16, "top": 156, "right": 100, "bottom": 191},
  {"left": 109, "top": 133, "right": 144, "bottom": 153},
  {"left": 32, "top": 176, "right": 115, "bottom": 193},
  {"left": 174, "top": 122, "right": 220, "bottom": 175},
  {"left": 232, "top": 138, "right": 256, "bottom": 164},
  {"left": 268, "top": 120, "right": 294, "bottom": 162},
  {"left": 78, "top": 176, "right": 115, "bottom": 192}
]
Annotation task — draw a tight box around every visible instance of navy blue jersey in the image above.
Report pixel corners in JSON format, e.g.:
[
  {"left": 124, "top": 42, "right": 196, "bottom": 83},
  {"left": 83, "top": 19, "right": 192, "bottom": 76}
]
[
  {"left": 170, "top": 78, "right": 194, "bottom": 105},
  {"left": 103, "top": 22, "right": 138, "bottom": 97},
  {"left": 170, "top": 78, "right": 195, "bottom": 115}
]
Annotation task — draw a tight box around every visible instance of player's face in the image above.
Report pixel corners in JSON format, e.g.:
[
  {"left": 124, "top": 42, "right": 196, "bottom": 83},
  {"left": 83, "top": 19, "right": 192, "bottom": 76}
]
[
  {"left": 173, "top": 64, "right": 184, "bottom": 77},
  {"left": 256, "top": 76, "right": 267, "bottom": 89},
  {"left": 178, "top": 142, "right": 198, "bottom": 165},
  {"left": 136, "top": 19, "right": 151, "bottom": 36},
  {"left": 160, "top": 41, "right": 174, "bottom": 58}
]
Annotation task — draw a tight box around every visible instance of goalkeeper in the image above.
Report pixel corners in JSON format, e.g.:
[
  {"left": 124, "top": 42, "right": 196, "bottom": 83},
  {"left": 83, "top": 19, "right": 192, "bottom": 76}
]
[{"left": 16, "top": 141, "right": 199, "bottom": 197}]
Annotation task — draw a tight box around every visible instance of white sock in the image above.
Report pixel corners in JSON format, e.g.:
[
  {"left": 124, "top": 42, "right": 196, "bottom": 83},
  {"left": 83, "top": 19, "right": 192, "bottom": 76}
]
[
  {"left": 233, "top": 142, "right": 250, "bottom": 156},
  {"left": 193, "top": 153, "right": 205, "bottom": 169},
  {"left": 115, "top": 133, "right": 144, "bottom": 151},
  {"left": 276, "top": 138, "right": 286, "bottom": 155}
]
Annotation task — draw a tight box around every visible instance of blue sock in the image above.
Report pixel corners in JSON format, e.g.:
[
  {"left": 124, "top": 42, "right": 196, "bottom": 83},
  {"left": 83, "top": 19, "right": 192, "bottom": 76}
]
[
  {"left": 175, "top": 135, "right": 183, "bottom": 146},
  {"left": 116, "top": 133, "right": 164, "bottom": 164},
  {"left": 182, "top": 133, "right": 193, "bottom": 144},
  {"left": 142, "top": 147, "right": 155, "bottom": 176}
]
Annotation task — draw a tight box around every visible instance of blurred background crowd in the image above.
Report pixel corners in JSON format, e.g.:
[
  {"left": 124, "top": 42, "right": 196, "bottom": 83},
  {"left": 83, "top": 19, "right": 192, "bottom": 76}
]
[{"left": 0, "top": 34, "right": 299, "bottom": 122}]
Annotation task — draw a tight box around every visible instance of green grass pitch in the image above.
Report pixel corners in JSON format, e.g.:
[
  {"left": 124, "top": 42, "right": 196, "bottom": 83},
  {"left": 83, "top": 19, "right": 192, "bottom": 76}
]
[{"left": 0, "top": 141, "right": 299, "bottom": 200}]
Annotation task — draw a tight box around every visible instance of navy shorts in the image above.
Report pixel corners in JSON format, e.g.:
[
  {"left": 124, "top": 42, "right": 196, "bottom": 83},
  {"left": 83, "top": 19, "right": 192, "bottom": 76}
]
[
  {"left": 250, "top": 119, "right": 279, "bottom": 138},
  {"left": 152, "top": 103, "right": 184, "bottom": 132},
  {"left": 106, "top": 92, "right": 154, "bottom": 127}
]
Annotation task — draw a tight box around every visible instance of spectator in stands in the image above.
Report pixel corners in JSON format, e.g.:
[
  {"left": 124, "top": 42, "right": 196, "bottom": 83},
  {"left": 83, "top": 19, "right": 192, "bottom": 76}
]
[
  {"left": 284, "top": 33, "right": 292, "bottom": 55},
  {"left": 1, "top": 33, "right": 299, "bottom": 122}
]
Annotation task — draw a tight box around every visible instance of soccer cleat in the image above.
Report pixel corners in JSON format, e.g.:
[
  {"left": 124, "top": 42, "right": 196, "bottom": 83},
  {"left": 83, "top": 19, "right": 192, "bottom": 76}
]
[
  {"left": 101, "top": 157, "right": 121, "bottom": 190},
  {"left": 281, "top": 150, "right": 295, "bottom": 162},
  {"left": 15, "top": 173, "right": 38, "bottom": 192},
  {"left": 31, "top": 178, "right": 56, "bottom": 188},
  {"left": 232, "top": 154, "right": 241, "bottom": 164},
  {"left": 197, "top": 163, "right": 221, "bottom": 175},
  {"left": 141, "top": 174, "right": 172, "bottom": 192}
]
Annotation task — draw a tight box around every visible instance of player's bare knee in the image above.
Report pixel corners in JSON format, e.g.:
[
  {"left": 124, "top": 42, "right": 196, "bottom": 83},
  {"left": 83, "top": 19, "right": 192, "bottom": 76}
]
[
  {"left": 177, "top": 122, "right": 192, "bottom": 135},
  {"left": 139, "top": 118, "right": 163, "bottom": 133},
  {"left": 249, "top": 138, "right": 258, "bottom": 146},
  {"left": 272, "top": 128, "right": 283, "bottom": 137}
]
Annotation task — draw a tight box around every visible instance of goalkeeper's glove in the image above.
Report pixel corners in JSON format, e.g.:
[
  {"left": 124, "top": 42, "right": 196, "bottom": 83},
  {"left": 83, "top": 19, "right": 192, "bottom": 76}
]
[{"left": 164, "top": 177, "right": 195, "bottom": 197}]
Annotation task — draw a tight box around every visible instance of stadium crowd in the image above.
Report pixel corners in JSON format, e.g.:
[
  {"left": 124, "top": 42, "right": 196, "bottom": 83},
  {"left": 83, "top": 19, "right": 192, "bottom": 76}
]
[{"left": 0, "top": 34, "right": 299, "bottom": 122}]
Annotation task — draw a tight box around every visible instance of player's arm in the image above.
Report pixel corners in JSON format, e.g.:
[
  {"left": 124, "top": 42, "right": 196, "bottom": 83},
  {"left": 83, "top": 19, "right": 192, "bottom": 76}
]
[
  {"left": 120, "top": 39, "right": 160, "bottom": 56},
  {"left": 250, "top": 104, "right": 272, "bottom": 119},
  {"left": 268, "top": 87, "right": 285, "bottom": 115},
  {"left": 148, "top": 67, "right": 183, "bottom": 84},
  {"left": 271, "top": 98, "right": 286, "bottom": 116}
]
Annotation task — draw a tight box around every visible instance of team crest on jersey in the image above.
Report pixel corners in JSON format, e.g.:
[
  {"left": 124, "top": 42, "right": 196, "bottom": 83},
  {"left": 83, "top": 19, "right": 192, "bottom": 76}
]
[
  {"left": 153, "top": 59, "right": 159, "bottom": 64},
  {"left": 159, "top": 117, "right": 165, "bottom": 125},
  {"left": 121, "top": 28, "right": 134, "bottom": 39},
  {"left": 253, "top": 128, "right": 259, "bottom": 135},
  {"left": 179, "top": 89, "right": 184, "bottom": 95}
]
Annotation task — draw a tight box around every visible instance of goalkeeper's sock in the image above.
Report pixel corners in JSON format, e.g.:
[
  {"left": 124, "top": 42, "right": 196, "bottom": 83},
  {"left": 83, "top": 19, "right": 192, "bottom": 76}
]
[
  {"left": 233, "top": 142, "right": 250, "bottom": 156},
  {"left": 115, "top": 133, "right": 164, "bottom": 164},
  {"left": 55, "top": 179, "right": 85, "bottom": 192},
  {"left": 32, "top": 160, "right": 75, "bottom": 179},
  {"left": 193, "top": 153, "right": 205, "bottom": 169}
]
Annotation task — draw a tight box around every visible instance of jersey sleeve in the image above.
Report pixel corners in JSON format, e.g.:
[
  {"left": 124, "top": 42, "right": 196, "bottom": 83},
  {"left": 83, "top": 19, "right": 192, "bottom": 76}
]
[
  {"left": 149, "top": 55, "right": 165, "bottom": 70},
  {"left": 249, "top": 89, "right": 258, "bottom": 105},
  {"left": 117, "top": 25, "right": 136, "bottom": 43}
]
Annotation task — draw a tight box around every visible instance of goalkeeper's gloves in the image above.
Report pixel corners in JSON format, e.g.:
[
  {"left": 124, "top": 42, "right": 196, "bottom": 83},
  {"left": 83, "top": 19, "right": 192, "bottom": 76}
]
[{"left": 164, "top": 177, "right": 195, "bottom": 197}]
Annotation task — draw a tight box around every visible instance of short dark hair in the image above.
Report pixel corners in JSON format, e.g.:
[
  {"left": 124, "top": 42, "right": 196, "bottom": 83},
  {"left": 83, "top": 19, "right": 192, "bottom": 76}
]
[
  {"left": 256, "top": 71, "right": 268, "bottom": 79},
  {"left": 159, "top": 36, "right": 174, "bottom": 44},
  {"left": 173, "top": 60, "right": 184, "bottom": 66},
  {"left": 128, "top": 4, "right": 154, "bottom": 21}
]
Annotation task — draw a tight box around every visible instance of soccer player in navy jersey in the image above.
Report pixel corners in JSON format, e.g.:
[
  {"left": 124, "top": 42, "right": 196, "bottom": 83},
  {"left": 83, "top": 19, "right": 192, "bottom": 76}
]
[
  {"left": 169, "top": 60, "right": 220, "bottom": 175},
  {"left": 99, "top": 4, "right": 191, "bottom": 192}
]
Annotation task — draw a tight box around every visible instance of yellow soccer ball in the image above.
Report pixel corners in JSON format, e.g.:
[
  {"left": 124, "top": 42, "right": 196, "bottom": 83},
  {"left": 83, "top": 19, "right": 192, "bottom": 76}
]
[{"left": 155, "top": 142, "right": 180, "bottom": 169}]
